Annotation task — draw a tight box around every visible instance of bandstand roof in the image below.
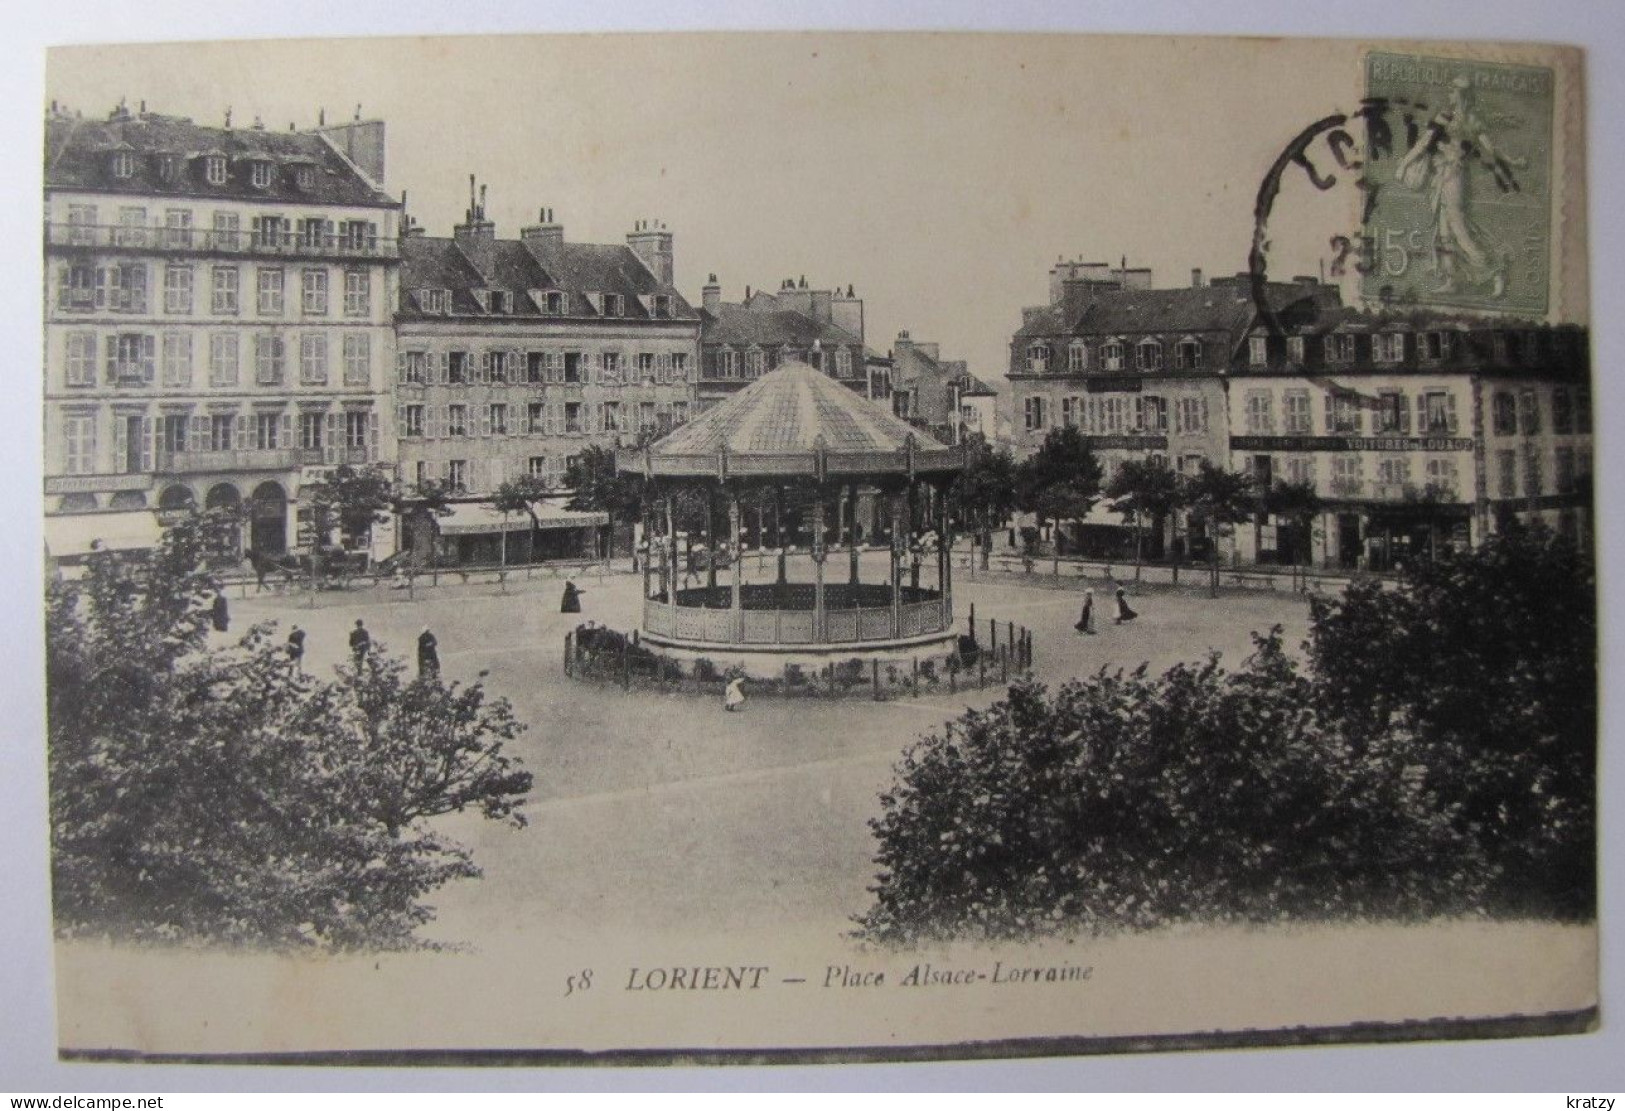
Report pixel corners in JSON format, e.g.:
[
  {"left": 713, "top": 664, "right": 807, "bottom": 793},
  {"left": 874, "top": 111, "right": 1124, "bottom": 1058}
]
[{"left": 620, "top": 362, "right": 965, "bottom": 480}]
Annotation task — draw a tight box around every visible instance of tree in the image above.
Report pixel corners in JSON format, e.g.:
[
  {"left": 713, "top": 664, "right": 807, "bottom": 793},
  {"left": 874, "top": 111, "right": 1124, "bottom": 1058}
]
[
  {"left": 1014, "top": 426, "right": 1103, "bottom": 553},
  {"left": 1183, "top": 461, "right": 1255, "bottom": 596},
  {"left": 1105, "top": 457, "right": 1184, "bottom": 579},
  {"left": 491, "top": 474, "right": 554, "bottom": 573},
  {"left": 564, "top": 444, "right": 645, "bottom": 560},
  {"left": 951, "top": 436, "right": 1018, "bottom": 568},
  {"left": 859, "top": 525, "right": 1595, "bottom": 944},
  {"left": 47, "top": 516, "right": 534, "bottom": 949},
  {"left": 1262, "top": 477, "right": 1322, "bottom": 585},
  {"left": 302, "top": 464, "right": 395, "bottom": 588},
  {"left": 1307, "top": 523, "right": 1594, "bottom": 918}
]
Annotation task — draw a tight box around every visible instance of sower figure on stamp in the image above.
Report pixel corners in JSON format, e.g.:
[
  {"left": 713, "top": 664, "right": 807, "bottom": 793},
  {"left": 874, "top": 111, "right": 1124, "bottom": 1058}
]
[
  {"left": 349, "top": 618, "right": 371, "bottom": 664},
  {"left": 417, "top": 626, "right": 439, "bottom": 680},
  {"left": 1396, "top": 74, "right": 1528, "bottom": 299},
  {"left": 1075, "top": 589, "right": 1096, "bottom": 635}
]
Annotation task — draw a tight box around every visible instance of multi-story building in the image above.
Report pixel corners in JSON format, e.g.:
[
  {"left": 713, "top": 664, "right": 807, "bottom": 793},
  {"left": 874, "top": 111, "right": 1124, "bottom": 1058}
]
[
  {"left": 1229, "top": 312, "right": 1591, "bottom": 570},
  {"left": 696, "top": 275, "right": 868, "bottom": 409},
  {"left": 1006, "top": 260, "right": 1339, "bottom": 558},
  {"left": 43, "top": 101, "right": 400, "bottom": 561},
  {"left": 883, "top": 330, "right": 996, "bottom": 444},
  {"left": 394, "top": 190, "right": 701, "bottom": 563}
]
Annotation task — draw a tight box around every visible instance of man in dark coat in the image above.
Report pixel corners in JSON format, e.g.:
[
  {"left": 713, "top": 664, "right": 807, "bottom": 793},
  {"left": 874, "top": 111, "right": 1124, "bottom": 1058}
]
[
  {"left": 287, "top": 626, "right": 306, "bottom": 675},
  {"left": 211, "top": 590, "right": 230, "bottom": 633},
  {"left": 349, "top": 618, "right": 372, "bottom": 663},
  {"left": 560, "top": 580, "right": 584, "bottom": 613},
  {"left": 417, "top": 627, "right": 440, "bottom": 679}
]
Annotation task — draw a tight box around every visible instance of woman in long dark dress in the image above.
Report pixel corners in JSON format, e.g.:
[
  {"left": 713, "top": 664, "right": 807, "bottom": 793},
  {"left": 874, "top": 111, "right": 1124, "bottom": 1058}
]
[
  {"left": 560, "top": 580, "right": 584, "bottom": 613},
  {"left": 1074, "top": 589, "right": 1095, "bottom": 635},
  {"left": 210, "top": 590, "right": 230, "bottom": 633},
  {"left": 1114, "top": 586, "right": 1138, "bottom": 624}
]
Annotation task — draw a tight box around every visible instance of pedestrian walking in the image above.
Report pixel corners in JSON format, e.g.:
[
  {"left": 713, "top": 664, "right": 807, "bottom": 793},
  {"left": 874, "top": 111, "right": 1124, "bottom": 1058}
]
[
  {"left": 1074, "top": 589, "right": 1095, "bottom": 635},
  {"left": 723, "top": 675, "right": 747, "bottom": 712},
  {"left": 560, "top": 580, "right": 585, "bottom": 613},
  {"left": 1114, "top": 586, "right": 1139, "bottom": 625},
  {"left": 417, "top": 626, "right": 439, "bottom": 679},
  {"left": 210, "top": 590, "right": 230, "bottom": 633},
  {"left": 349, "top": 618, "right": 372, "bottom": 663},
  {"left": 287, "top": 626, "right": 306, "bottom": 675}
]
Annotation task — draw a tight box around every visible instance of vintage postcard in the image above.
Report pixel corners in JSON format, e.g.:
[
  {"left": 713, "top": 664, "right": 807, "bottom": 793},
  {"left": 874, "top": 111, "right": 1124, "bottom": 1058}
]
[{"left": 39, "top": 32, "right": 1595, "bottom": 1065}]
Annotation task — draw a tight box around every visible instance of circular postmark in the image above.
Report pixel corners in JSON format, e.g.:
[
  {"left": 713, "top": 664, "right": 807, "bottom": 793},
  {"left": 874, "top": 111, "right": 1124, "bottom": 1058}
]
[{"left": 1249, "top": 55, "right": 1551, "bottom": 333}]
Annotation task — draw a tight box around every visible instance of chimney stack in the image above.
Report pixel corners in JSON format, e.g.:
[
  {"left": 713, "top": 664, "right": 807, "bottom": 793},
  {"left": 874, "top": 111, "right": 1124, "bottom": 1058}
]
[
  {"left": 520, "top": 206, "right": 564, "bottom": 253},
  {"left": 453, "top": 175, "right": 498, "bottom": 276},
  {"left": 701, "top": 273, "right": 722, "bottom": 315},
  {"left": 626, "top": 218, "right": 675, "bottom": 285},
  {"left": 1191, "top": 268, "right": 1204, "bottom": 288}
]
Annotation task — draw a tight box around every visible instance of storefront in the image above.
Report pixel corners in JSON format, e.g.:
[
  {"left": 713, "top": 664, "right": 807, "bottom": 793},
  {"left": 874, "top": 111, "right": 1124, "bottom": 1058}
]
[
  {"left": 427, "top": 499, "right": 610, "bottom": 567},
  {"left": 44, "top": 510, "right": 164, "bottom": 579}
]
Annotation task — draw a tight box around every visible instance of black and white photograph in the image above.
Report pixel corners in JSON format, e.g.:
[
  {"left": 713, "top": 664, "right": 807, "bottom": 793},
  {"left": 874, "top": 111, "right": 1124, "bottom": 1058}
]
[{"left": 11, "top": 14, "right": 1611, "bottom": 1083}]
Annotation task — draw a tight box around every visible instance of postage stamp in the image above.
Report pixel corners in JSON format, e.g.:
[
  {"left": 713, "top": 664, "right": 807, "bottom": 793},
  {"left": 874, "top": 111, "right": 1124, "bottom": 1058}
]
[{"left": 1360, "top": 51, "right": 1554, "bottom": 315}]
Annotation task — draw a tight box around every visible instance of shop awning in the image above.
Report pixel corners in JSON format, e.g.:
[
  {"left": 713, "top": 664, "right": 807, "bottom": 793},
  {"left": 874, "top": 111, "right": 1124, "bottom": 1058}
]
[
  {"left": 44, "top": 510, "right": 164, "bottom": 558},
  {"left": 435, "top": 499, "right": 609, "bottom": 537}
]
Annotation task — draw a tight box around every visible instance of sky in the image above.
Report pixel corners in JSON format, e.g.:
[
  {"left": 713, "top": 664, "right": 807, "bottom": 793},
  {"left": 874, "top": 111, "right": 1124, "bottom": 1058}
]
[{"left": 45, "top": 33, "right": 1381, "bottom": 387}]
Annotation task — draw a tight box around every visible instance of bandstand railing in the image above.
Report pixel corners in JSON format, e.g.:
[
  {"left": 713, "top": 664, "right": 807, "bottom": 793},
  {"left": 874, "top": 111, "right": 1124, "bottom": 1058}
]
[{"left": 642, "top": 595, "right": 951, "bottom": 646}]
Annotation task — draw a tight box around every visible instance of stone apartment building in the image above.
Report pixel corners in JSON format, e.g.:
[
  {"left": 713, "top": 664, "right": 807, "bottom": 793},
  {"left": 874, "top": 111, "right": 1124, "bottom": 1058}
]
[
  {"left": 1006, "top": 259, "right": 1340, "bottom": 558},
  {"left": 1228, "top": 311, "right": 1592, "bottom": 571},
  {"left": 43, "top": 101, "right": 401, "bottom": 563},
  {"left": 696, "top": 276, "right": 868, "bottom": 409},
  {"left": 884, "top": 331, "right": 997, "bottom": 444},
  {"left": 393, "top": 185, "right": 701, "bottom": 562}
]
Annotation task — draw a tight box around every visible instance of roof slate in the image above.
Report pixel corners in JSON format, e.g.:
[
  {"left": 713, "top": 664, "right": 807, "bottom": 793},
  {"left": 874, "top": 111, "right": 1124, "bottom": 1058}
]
[
  {"left": 44, "top": 112, "right": 396, "bottom": 208},
  {"left": 701, "top": 303, "right": 864, "bottom": 348}
]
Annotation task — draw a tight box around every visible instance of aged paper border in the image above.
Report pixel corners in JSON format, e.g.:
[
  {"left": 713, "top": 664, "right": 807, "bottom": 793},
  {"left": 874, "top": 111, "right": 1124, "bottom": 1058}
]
[{"left": 6, "top": 0, "right": 1624, "bottom": 1092}]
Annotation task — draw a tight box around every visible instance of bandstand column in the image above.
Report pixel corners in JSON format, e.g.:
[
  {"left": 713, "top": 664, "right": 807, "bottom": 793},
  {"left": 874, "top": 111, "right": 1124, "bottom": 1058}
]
[
  {"left": 641, "top": 502, "right": 653, "bottom": 600},
  {"left": 705, "top": 487, "right": 718, "bottom": 591},
  {"left": 730, "top": 494, "right": 743, "bottom": 641},
  {"left": 665, "top": 492, "right": 678, "bottom": 601},
  {"left": 938, "top": 488, "right": 952, "bottom": 630},
  {"left": 811, "top": 499, "right": 828, "bottom": 642},
  {"left": 775, "top": 487, "right": 788, "bottom": 585},
  {"left": 848, "top": 482, "right": 861, "bottom": 585},
  {"left": 890, "top": 491, "right": 906, "bottom": 639}
]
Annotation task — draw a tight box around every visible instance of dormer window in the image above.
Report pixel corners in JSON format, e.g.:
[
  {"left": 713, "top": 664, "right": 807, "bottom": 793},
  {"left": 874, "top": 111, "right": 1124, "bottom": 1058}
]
[
  {"left": 1067, "top": 340, "right": 1087, "bottom": 371},
  {"left": 111, "top": 150, "right": 136, "bottom": 179},
  {"left": 156, "top": 155, "right": 180, "bottom": 183},
  {"left": 1026, "top": 343, "right": 1052, "bottom": 374},
  {"left": 1247, "top": 335, "right": 1268, "bottom": 366},
  {"left": 651, "top": 294, "right": 672, "bottom": 319},
  {"left": 1324, "top": 333, "right": 1355, "bottom": 364},
  {"left": 418, "top": 289, "right": 450, "bottom": 315},
  {"left": 1174, "top": 339, "right": 1204, "bottom": 370},
  {"left": 1373, "top": 332, "right": 1404, "bottom": 364},
  {"left": 205, "top": 155, "right": 227, "bottom": 186},
  {"left": 1135, "top": 338, "right": 1164, "bottom": 372},
  {"left": 834, "top": 346, "right": 853, "bottom": 378},
  {"left": 293, "top": 164, "right": 315, "bottom": 191},
  {"left": 1420, "top": 330, "right": 1453, "bottom": 362},
  {"left": 1101, "top": 340, "right": 1125, "bottom": 372},
  {"left": 491, "top": 290, "right": 513, "bottom": 314},
  {"left": 249, "top": 161, "right": 275, "bottom": 190},
  {"left": 537, "top": 290, "right": 565, "bottom": 316},
  {"left": 601, "top": 292, "right": 623, "bottom": 317},
  {"left": 471, "top": 289, "right": 492, "bottom": 314}
]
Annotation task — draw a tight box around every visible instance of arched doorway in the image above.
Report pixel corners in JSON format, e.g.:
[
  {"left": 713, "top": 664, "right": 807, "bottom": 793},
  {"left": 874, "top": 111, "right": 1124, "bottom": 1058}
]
[
  {"left": 250, "top": 481, "right": 288, "bottom": 556},
  {"left": 204, "top": 483, "right": 244, "bottom": 561},
  {"left": 159, "top": 484, "right": 196, "bottom": 512},
  {"left": 109, "top": 490, "right": 148, "bottom": 510}
]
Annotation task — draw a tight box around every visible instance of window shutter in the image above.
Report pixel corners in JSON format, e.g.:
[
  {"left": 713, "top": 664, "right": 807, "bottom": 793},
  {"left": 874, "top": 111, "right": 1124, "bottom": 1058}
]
[
  {"left": 234, "top": 413, "right": 249, "bottom": 451},
  {"left": 1446, "top": 394, "right": 1458, "bottom": 434},
  {"left": 480, "top": 406, "right": 492, "bottom": 438},
  {"left": 142, "top": 334, "right": 157, "bottom": 383},
  {"left": 113, "top": 417, "right": 128, "bottom": 475},
  {"left": 93, "top": 267, "right": 108, "bottom": 309},
  {"left": 396, "top": 350, "right": 407, "bottom": 383},
  {"left": 396, "top": 404, "right": 407, "bottom": 439},
  {"left": 189, "top": 414, "right": 206, "bottom": 452},
  {"left": 1133, "top": 396, "right": 1145, "bottom": 432},
  {"left": 368, "top": 411, "right": 378, "bottom": 460},
  {"left": 1352, "top": 397, "right": 1365, "bottom": 433},
  {"left": 478, "top": 350, "right": 491, "bottom": 384},
  {"left": 437, "top": 351, "right": 450, "bottom": 385},
  {"left": 1199, "top": 397, "right": 1209, "bottom": 432},
  {"left": 1415, "top": 394, "right": 1427, "bottom": 435},
  {"left": 104, "top": 334, "right": 117, "bottom": 382},
  {"left": 280, "top": 412, "right": 293, "bottom": 451},
  {"left": 1397, "top": 392, "right": 1411, "bottom": 433},
  {"left": 325, "top": 412, "right": 340, "bottom": 463},
  {"left": 1323, "top": 393, "right": 1335, "bottom": 433}
]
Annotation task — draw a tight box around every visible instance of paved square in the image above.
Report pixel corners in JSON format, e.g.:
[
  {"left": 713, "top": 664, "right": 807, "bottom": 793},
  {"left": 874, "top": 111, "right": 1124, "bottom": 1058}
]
[{"left": 231, "top": 565, "right": 1314, "bottom": 945}]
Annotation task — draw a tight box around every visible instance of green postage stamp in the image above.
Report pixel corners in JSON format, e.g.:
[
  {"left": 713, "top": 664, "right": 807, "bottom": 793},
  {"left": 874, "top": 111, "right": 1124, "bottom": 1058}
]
[{"left": 1362, "top": 51, "right": 1554, "bottom": 316}]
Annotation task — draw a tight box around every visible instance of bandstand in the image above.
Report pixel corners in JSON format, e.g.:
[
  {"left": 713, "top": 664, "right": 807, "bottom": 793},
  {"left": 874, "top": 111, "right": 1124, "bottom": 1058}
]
[{"left": 618, "top": 362, "right": 966, "bottom": 676}]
